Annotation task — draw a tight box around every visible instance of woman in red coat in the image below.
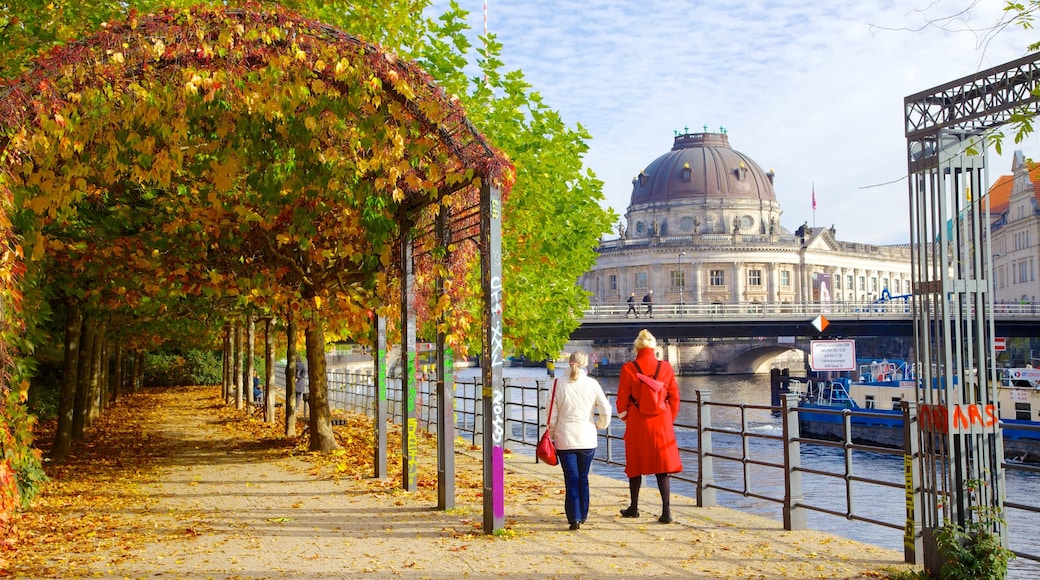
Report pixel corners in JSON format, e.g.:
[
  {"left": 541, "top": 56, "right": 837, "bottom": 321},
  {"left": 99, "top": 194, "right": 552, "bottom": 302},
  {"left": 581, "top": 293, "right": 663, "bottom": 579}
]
[{"left": 616, "top": 329, "right": 682, "bottom": 523}]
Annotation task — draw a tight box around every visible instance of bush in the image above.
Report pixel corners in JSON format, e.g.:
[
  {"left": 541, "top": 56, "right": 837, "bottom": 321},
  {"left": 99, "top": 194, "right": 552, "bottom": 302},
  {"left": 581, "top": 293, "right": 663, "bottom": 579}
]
[
  {"left": 143, "top": 350, "right": 222, "bottom": 387},
  {"left": 935, "top": 520, "right": 1014, "bottom": 580}
]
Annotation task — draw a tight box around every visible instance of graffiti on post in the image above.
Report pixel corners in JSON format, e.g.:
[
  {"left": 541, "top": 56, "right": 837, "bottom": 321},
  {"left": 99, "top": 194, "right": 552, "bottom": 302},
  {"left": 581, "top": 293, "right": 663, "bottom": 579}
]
[{"left": 406, "top": 417, "right": 418, "bottom": 489}]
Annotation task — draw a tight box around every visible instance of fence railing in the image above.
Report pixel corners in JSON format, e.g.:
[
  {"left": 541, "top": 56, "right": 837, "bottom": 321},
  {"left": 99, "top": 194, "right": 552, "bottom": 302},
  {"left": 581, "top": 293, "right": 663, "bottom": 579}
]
[
  {"left": 582, "top": 300, "right": 1040, "bottom": 320},
  {"left": 287, "top": 366, "right": 1040, "bottom": 568}
]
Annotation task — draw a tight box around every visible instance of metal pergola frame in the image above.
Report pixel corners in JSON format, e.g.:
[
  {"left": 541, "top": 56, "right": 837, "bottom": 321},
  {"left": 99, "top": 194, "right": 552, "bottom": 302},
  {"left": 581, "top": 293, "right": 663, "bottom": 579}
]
[{"left": 904, "top": 51, "right": 1040, "bottom": 569}]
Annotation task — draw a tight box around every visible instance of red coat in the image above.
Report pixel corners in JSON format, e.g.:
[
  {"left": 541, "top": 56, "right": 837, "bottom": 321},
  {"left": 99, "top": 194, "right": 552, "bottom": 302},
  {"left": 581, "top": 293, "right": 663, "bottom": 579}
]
[{"left": 616, "top": 348, "right": 682, "bottom": 477}]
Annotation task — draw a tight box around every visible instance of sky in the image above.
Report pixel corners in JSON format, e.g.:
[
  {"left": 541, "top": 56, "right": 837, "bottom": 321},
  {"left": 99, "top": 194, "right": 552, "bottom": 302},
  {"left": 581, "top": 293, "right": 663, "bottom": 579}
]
[{"left": 433, "top": 0, "right": 1040, "bottom": 245}]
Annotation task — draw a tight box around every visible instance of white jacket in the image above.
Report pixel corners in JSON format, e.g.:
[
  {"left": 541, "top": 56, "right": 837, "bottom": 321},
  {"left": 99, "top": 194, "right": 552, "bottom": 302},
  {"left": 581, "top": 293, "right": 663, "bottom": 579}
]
[{"left": 547, "top": 369, "right": 612, "bottom": 450}]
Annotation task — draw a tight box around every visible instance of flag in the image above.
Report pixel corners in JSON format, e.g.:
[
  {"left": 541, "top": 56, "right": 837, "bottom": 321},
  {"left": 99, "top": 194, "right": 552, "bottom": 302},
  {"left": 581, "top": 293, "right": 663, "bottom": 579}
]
[{"left": 811, "top": 184, "right": 817, "bottom": 211}]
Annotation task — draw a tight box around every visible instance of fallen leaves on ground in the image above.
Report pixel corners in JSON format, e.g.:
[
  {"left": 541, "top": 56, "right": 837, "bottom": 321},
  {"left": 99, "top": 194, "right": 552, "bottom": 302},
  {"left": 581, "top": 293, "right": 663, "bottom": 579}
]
[{"left": 1, "top": 385, "right": 548, "bottom": 576}]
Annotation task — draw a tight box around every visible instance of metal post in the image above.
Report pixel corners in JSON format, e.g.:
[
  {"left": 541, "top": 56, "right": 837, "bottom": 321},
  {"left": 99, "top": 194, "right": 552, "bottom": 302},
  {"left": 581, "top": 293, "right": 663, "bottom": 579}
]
[
  {"left": 781, "top": 392, "right": 806, "bottom": 530},
  {"left": 374, "top": 315, "right": 388, "bottom": 479},
  {"left": 436, "top": 205, "right": 456, "bottom": 509},
  {"left": 696, "top": 390, "right": 717, "bottom": 507},
  {"left": 480, "top": 182, "right": 505, "bottom": 533},
  {"left": 401, "top": 230, "right": 418, "bottom": 492},
  {"left": 902, "top": 401, "right": 923, "bottom": 565}
]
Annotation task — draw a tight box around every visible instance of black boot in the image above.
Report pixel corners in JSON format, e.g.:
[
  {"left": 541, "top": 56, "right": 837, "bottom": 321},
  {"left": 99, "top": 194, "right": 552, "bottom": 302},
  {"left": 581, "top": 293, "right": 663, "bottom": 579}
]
[
  {"left": 621, "top": 476, "right": 641, "bottom": 517},
  {"left": 657, "top": 473, "right": 672, "bottom": 523}
]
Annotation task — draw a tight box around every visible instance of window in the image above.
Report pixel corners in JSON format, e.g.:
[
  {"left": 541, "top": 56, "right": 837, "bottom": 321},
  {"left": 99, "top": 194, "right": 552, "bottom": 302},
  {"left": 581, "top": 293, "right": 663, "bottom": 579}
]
[
  {"left": 894, "top": 279, "right": 901, "bottom": 293},
  {"left": 858, "top": 276, "right": 866, "bottom": 291},
  {"left": 835, "top": 275, "right": 842, "bottom": 290},
  {"left": 609, "top": 275, "right": 617, "bottom": 291},
  {"left": 847, "top": 275, "right": 854, "bottom": 290},
  {"left": 710, "top": 269, "right": 725, "bottom": 286},
  {"left": 882, "top": 278, "right": 888, "bottom": 292},
  {"left": 871, "top": 277, "right": 878, "bottom": 292},
  {"left": 891, "top": 397, "right": 902, "bottom": 408},
  {"left": 748, "top": 269, "right": 762, "bottom": 286},
  {"left": 635, "top": 272, "right": 648, "bottom": 289},
  {"left": 864, "top": 395, "right": 876, "bottom": 409},
  {"left": 780, "top": 270, "right": 791, "bottom": 286},
  {"left": 1016, "top": 402, "right": 1032, "bottom": 421},
  {"left": 670, "top": 270, "right": 685, "bottom": 288}
]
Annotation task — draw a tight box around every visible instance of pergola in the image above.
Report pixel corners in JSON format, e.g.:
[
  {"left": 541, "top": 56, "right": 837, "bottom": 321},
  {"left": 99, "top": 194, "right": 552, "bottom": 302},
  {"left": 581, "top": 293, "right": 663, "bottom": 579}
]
[
  {"left": 0, "top": 5, "right": 513, "bottom": 532},
  {"left": 904, "top": 51, "right": 1040, "bottom": 568}
]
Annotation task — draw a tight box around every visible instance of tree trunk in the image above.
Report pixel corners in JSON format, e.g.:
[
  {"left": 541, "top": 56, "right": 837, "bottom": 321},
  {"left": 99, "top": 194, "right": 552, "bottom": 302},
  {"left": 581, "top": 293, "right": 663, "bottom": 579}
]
[
  {"left": 285, "top": 317, "right": 298, "bottom": 438},
  {"left": 111, "top": 342, "right": 124, "bottom": 402},
  {"left": 264, "top": 317, "right": 275, "bottom": 424},
  {"left": 72, "top": 317, "right": 96, "bottom": 440},
  {"left": 233, "top": 321, "right": 244, "bottom": 410},
  {"left": 222, "top": 324, "right": 231, "bottom": 401},
  {"left": 306, "top": 318, "right": 340, "bottom": 452},
  {"left": 133, "top": 351, "right": 143, "bottom": 393},
  {"left": 97, "top": 323, "right": 109, "bottom": 410},
  {"left": 51, "top": 299, "right": 82, "bottom": 461},
  {"left": 86, "top": 320, "right": 107, "bottom": 426},
  {"left": 246, "top": 316, "right": 256, "bottom": 406}
]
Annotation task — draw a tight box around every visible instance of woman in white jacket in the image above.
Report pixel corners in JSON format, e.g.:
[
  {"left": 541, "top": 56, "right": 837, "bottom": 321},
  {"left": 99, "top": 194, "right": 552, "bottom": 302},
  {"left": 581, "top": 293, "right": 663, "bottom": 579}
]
[{"left": 548, "top": 351, "right": 612, "bottom": 530}]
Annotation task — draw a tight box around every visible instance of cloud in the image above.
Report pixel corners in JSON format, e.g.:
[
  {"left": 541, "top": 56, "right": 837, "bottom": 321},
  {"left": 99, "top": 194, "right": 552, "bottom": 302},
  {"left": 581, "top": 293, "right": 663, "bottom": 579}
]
[{"left": 442, "top": 0, "right": 1040, "bottom": 244}]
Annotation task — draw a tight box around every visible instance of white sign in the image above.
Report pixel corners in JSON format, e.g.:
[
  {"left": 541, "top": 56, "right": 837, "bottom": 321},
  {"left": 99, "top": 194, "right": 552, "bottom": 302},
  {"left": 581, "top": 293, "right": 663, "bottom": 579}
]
[
  {"left": 1009, "top": 368, "right": 1040, "bottom": 381},
  {"left": 810, "top": 339, "right": 857, "bottom": 372}
]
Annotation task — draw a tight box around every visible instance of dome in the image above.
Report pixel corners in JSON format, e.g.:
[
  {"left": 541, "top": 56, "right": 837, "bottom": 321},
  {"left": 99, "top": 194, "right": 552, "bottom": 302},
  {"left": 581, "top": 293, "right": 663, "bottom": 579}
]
[{"left": 629, "top": 132, "right": 777, "bottom": 206}]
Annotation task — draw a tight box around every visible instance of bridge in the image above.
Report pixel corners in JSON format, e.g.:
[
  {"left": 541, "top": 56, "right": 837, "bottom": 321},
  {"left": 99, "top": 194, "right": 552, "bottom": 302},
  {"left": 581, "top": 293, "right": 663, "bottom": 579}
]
[{"left": 574, "top": 300, "right": 1040, "bottom": 340}]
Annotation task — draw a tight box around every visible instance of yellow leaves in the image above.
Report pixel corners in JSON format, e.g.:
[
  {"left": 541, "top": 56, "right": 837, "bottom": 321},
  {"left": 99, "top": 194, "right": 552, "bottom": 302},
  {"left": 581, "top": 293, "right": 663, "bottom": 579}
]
[
  {"left": 334, "top": 58, "right": 351, "bottom": 77},
  {"left": 109, "top": 51, "right": 125, "bottom": 64},
  {"left": 31, "top": 231, "right": 46, "bottom": 261},
  {"left": 151, "top": 39, "right": 166, "bottom": 61},
  {"left": 310, "top": 78, "right": 326, "bottom": 96},
  {"left": 304, "top": 116, "right": 318, "bottom": 132},
  {"left": 208, "top": 155, "right": 240, "bottom": 193}
]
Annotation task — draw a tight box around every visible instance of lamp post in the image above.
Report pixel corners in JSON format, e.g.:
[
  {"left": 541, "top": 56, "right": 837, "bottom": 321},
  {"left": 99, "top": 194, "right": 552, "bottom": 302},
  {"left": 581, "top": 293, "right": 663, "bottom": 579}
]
[{"left": 678, "top": 251, "right": 686, "bottom": 316}]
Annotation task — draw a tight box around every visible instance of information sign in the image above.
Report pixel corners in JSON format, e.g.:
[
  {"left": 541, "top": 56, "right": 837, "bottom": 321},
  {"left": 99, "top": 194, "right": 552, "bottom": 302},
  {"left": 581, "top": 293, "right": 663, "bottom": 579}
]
[{"left": 810, "top": 339, "right": 856, "bottom": 372}]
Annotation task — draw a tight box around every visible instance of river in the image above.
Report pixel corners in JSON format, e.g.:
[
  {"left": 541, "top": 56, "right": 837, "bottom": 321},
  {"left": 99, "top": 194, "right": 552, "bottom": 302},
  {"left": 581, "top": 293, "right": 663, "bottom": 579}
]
[{"left": 470, "top": 368, "right": 1040, "bottom": 578}]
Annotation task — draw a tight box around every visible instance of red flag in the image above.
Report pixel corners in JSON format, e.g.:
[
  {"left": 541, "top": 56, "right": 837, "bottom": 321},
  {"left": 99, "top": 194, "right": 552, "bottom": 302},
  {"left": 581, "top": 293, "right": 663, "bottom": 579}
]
[{"left": 811, "top": 184, "right": 817, "bottom": 211}]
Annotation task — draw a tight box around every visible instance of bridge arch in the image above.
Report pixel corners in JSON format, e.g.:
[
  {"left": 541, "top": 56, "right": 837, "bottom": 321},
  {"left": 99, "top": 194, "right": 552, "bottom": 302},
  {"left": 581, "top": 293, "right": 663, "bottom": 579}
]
[{"left": 724, "top": 344, "right": 806, "bottom": 374}]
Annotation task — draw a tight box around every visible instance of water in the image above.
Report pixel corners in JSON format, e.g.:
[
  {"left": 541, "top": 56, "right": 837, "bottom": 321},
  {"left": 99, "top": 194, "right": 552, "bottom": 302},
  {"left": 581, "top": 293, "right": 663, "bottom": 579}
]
[{"left": 473, "top": 367, "right": 1040, "bottom": 578}]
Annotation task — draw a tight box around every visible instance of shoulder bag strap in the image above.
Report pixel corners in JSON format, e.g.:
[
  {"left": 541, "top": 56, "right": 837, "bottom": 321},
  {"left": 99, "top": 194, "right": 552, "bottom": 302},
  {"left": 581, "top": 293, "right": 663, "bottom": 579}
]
[{"left": 546, "top": 379, "right": 558, "bottom": 424}]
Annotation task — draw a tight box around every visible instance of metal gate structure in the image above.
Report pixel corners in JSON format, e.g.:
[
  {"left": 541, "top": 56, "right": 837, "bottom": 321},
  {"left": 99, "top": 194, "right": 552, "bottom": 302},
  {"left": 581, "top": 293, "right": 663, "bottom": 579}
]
[{"left": 905, "top": 52, "right": 1040, "bottom": 570}]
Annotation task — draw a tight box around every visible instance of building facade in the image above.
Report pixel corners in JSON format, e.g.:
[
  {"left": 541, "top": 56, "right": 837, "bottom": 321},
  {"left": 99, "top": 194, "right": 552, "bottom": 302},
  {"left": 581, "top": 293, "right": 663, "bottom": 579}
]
[
  {"left": 990, "top": 151, "right": 1040, "bottom": 305},
  {"left": 580, "top": 131, "right": 913, "bottom": 308}
]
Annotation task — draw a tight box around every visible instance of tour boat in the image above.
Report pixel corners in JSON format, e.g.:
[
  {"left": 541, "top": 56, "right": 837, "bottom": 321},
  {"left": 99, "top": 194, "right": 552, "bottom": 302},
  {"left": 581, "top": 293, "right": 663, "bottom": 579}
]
[{"left": 790, "top": 361, "right": 1040, "bottom": 461}]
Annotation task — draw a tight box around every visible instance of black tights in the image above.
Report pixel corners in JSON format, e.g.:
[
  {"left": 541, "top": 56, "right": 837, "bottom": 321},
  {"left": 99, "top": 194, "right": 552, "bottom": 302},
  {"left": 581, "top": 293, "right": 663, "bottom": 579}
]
[{"left": 627, "top": 474, "right": 671, "bottom": 516}]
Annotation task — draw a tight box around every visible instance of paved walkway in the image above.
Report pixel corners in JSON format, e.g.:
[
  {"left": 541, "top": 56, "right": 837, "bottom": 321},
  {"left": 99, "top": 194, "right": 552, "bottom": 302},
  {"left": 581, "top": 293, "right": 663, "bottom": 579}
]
[{"left": 26, "top": 387, "right": 913, "bottom": 578}]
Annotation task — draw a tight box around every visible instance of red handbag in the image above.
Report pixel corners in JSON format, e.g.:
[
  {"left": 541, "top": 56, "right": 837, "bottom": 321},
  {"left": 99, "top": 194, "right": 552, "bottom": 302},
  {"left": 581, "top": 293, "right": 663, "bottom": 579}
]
[{"left": 537, "top": 379, "right": 559, "bottom": 466}]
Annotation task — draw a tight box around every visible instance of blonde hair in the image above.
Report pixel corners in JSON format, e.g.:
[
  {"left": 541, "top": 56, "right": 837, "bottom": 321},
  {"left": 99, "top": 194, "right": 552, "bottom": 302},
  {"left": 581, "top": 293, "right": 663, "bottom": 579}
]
[
  {"left": 634, "top": 329, "right": 657, "bottom": 352},
  {"left": 569, "top": 351, "right": 588, "bottom": 381}
]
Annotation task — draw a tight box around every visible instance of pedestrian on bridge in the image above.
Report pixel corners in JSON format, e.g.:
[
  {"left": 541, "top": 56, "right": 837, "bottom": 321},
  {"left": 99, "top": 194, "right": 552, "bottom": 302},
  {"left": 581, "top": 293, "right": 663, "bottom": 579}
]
[
  {"left": 616, "top": 329, "right": 681, "bottom": 524},
  {"left": 642, "top": 290, "right": 654, "bottom": 318},
  {"left": 626, "top": 293, "right": 638, "bottom": 318},
  {"left": 547, "top": 351, "right": 611, "bottom": 531}
]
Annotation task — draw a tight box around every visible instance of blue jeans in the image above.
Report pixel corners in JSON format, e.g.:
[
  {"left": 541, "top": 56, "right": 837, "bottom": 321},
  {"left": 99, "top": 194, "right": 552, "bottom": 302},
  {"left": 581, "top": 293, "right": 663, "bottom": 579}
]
[{"left": 558, "top": 449, "right": 596, "bottom": 524}]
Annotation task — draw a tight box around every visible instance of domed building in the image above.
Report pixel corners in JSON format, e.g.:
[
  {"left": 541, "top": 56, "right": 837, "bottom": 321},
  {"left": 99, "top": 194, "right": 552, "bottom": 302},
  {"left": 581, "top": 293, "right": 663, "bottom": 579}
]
[{"left": 581, "top": 129, "right": 913, "bottom": 312}]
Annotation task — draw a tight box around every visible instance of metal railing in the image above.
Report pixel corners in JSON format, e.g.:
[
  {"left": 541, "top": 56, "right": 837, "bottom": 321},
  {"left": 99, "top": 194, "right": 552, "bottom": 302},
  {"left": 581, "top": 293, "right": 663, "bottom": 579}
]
[
  {"left": 1000, "top": 419, "right": 1040, "bottom": 565},
  {"left": 298, "top": 367, "right": 1040, "bottom": 568},
  {"left": 583, "top": 300, "right": 1040, "bottom": 320}
]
